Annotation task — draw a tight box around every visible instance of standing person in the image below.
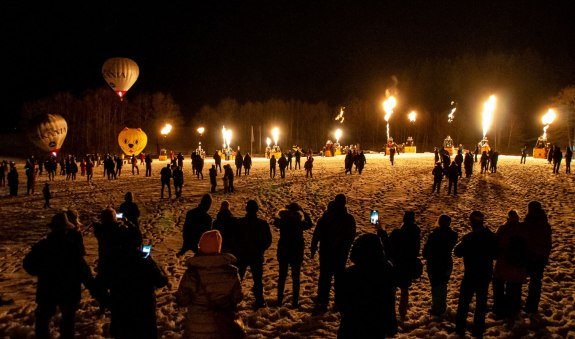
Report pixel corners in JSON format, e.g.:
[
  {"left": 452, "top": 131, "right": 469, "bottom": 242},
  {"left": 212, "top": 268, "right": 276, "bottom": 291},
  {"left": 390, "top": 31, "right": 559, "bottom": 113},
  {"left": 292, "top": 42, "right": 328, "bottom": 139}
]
[
  {"left": 0, "top": 160, "right": 6, "bottom": 187},
  {"left": 388, "top": 211, "right": 422, "bottom": 320},
  {"left": 42, "top": 183, "right": 51, "bottom": 208},
  {"left": 243, "top": 153, "right": 252, "bottom": 175},
  {"left": 454, "top": 211, "right": 498, "bottom": 338},
  {"left": 131, "top": 155, "right": 139, "bottom": 175},
  {"left": 447, "top": 161, "right": 459, "bottom": 196},
  {"left": 145, "top": 154, "right": 152, "bottom": 177},
  {"left": 474, "top": 144, "right": 480, "bottom": 162},
  {"left": 480, "top": 151, "right": 489, "bottom": 174},
  {"left": 566, "top": 146, "right": 572, "bottom": 173},
  {"left": 107, "top": 233, "right": 168, "bottom": 339},
  {"left": 310, "top": 194, "right": 356, "bottom": 314},
  {"left": 177, "top": 152, "right": 184, "bottom": 169},
  {"left": 25, "top": 159, "right": 37, "bottom": 195},
  {"left": 214, "top": 151, "right": 222, "bottom": 173},
  {"left": 278, "top": 153, "right": 288, "bottom": 179},
  {"left": 269, "top": 154, "right": 277, "bottom": 178},
  {"left": 492, "top": 210, "right": 527, "bottom": 321},
  {"left": 454, "top": 150, "right": 464, "bottom": 178},
  {"left": 140, "top": 152, "right": 145, "bottom": 166},
  {"left": 490, "top": 149, "right": 499, "bottom": 173},
  {"left": 522, "top": 201, "right": 552, "bottom": 315},
  {"left": 389, "top": 146, "right": 396, "bottom": 166},
  {"left": 336, "top": 234, "right": 398, "bottom": 338},
  {"left": 173, "top": 165, "right": 184, "bottom": 198},
  {"left": 287, "top": 150, "right": 293, "bottom": 170},
  {"left": 80, "top": 158, "right": 86, "bottom": 176},
  {"left": 7, "top": 162, "right": 18, "bottom": 197},
  {"left": 23, "top": 213, "right": 95, "bottom": 339},
  {"left": 273, "top": 203, "right": 313, "bottom": 308},
  {"left": 235, "top": 150, "right": 243, "bottom": 177},
  {"left": 304, "top": 155, "right": 314, "bottom": 178},
  {"left": 464, "top": 151, "right": 473, "bottom": 178},
  {"left": 209, "top": 165, "right": 217, "bottom": 193},
  {"left": 234, "top": 200, "right": 272, "bottom": 309},
  {"left": 177, "top": 194, "right": 213, "bottom": 256},
  {"left": 344, "top": 151, "right": 353, "bottom": 174},
  {"left": 196, "top": 155, "right": 204, "bottom": 179},
  {"left": 118, "top": 192, "right": 141, "bottom": 228},
  {"left": 160, "top": 164, "right": 172, "bottom": 199},
  {"left": 175, "top": 230, "right": 245, "bottom": 338},
  {"left": 547, "top": 144, "right": 554, "bottom": 164},
  {"left": 431, "top": 162, "right": 443, "bottom": 194},
  {"left": 86, "top": 159, "right": 94, "bottom": 182},
  {"left": 521, "top": 145, "right": 528, "bottom": 164},
  {"left": 225, "top": 164, "right": 235, "bottom": 193},
  {"left": 70, "top": 159, "right": 78, "bottom": 181},
  {"left": 212, "top": 201, "right": 237, "bottom": 254},
  {"left": 422, "top": 215, "right": 458, "bottom": 316},
  {"left": 295, "top": 149, "right": 302, "bottom": 169},
  {"left": 434, "top": 147, "right": 440, "bottom": 163},
  {"left": 356, "top": 151, "right": 366, "bottom": 174},
  {"left": 115, "top": 156, "right": 123, "bottom": 177},
  {"left": 552, "top": 145, "right": 562, "bottom": 174}
]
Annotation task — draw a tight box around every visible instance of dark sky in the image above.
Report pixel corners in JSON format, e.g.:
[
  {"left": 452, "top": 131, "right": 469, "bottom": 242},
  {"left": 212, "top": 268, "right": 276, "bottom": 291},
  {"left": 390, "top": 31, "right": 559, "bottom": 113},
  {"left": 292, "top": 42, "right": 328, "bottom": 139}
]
[{"left": 2, "top": 1, "right": 574, "bottom": 130}]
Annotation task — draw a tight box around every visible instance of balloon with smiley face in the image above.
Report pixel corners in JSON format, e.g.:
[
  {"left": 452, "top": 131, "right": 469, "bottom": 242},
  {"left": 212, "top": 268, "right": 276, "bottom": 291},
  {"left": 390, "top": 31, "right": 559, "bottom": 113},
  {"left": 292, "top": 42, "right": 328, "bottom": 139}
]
[{"left": 118, "top": 127, "right": 148, "bottom": 156}]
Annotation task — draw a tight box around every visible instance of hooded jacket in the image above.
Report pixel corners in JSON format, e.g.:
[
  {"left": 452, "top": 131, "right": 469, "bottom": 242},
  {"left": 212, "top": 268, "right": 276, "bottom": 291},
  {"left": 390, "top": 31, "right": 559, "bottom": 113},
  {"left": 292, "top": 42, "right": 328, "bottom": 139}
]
[{"left": 275, "top": 208, "right": 313, "bottom": 262}]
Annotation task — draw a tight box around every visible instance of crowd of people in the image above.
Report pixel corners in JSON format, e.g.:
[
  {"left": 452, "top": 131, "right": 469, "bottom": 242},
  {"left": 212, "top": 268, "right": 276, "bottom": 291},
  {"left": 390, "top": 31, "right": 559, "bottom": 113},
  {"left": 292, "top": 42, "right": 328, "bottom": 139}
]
[{"left": 21, "top": 189, "right": 553, "bottom": 338}]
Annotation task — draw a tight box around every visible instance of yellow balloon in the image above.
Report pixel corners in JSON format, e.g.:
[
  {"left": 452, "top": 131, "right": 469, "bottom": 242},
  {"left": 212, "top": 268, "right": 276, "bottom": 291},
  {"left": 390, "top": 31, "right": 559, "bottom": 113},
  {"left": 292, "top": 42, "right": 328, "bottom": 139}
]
[
  {"left": 28, "top": 114, "right": 68, "bottom": 152},
  {"left": 102, "top": 57, "right": 139, "bottom": 99},
  {"left": 118, "top": 127, "right": 148, "bottom": 156}
]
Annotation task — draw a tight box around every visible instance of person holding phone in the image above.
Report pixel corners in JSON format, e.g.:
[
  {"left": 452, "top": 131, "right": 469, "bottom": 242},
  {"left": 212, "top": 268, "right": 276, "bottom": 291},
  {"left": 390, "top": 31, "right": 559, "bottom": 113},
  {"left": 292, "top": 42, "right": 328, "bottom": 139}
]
[{"left": 118, "top": 192, "right": 140, "bottom": 228}]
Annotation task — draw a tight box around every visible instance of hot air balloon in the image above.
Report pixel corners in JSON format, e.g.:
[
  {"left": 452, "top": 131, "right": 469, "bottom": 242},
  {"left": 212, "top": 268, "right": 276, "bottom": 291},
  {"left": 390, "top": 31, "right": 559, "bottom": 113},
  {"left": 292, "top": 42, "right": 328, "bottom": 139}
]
[
  {"left": 118, "top": 127, "right": 148, "bottom": 156},
  {"left": 28, "top": 114, "right": 68, "bottom": 152},
  {"left": 102, "top": 57, "right": 139, "bottom": 100}
]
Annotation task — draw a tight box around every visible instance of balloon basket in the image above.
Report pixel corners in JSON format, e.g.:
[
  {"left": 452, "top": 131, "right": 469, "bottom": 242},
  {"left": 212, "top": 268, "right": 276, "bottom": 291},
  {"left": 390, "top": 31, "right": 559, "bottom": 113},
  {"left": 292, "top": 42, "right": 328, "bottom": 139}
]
[
  {"left": 533, "top": 147, "right": 547, "bottom": 159},
  {"left": 404, "top": 146, "right": 417, "bottom": 153}
]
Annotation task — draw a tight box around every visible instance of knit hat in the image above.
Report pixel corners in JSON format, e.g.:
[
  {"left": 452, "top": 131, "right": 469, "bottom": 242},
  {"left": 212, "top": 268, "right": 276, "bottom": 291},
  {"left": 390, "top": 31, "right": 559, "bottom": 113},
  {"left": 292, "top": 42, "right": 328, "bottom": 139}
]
[{"left": 198, "top": 230, "right": 222, "bottom": 255}]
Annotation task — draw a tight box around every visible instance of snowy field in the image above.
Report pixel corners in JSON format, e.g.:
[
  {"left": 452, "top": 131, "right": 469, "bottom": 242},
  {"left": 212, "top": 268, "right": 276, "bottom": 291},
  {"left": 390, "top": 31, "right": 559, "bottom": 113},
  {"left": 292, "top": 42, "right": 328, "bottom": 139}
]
[{"left": 0, "top": 153, "right": 573, "bottom": 338}]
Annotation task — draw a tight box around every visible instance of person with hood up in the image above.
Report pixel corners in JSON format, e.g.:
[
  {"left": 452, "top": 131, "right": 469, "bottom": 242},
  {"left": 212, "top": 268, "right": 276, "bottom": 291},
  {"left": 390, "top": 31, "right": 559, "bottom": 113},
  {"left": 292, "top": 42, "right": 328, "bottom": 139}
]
[
  {"left": 454, "top": 211, "right": 498, "bottom": 338},
  {"left": 463, "top": 151, "right": 473, "bottom": 177},
  {"left": 356, "top": 151, "right": 366, "bottom": 174},
  {"left": 422, "top": 214, "right": 458, "bottom": 316},
  {"left": 310, "top": 194, "right": 356, "bottom": 314},
  {"left": 278, "top": 153, "right": 288, "bottom": 178},
  {"left": 176, "top": 230, "right": 245, "bottom": 338},
  {"left": 243, "top": 153, "right": 252, "bottom": 175},
  {"left": 118, "top": 192, "right": 141, "bottom": 228},
  {"left": 522, "top": 201, "right": 552, "bottom": 314},
  {"left": 344, "top": 151, "right": 353, "bottom": 174},
  {"left": 212, "top": 200, "right": 237, "bottom": 254},
  {"left": 273, "top": 202, "right": 313, "bottom": 307},
  {"left": 23, "top": 213, "right": 95, "bottom": 339},
  {"left": 233, "top": 200, "right": 272, "bottom": 309},
  {"left": 178, "top": 194, "right": 213, "bottom": 256},
  {"left": 388, "top": 211, "right": 422, "bottom": 320},
  {"left": 336, "top": 234, "right": 398, "bottom": 338}
]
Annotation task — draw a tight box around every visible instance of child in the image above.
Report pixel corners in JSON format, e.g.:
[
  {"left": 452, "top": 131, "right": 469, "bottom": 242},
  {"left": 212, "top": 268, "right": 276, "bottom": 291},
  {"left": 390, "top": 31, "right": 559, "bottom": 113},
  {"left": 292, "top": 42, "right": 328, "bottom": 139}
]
[{"left": 42, "top": 183, "right": 51, "bottom": 208}]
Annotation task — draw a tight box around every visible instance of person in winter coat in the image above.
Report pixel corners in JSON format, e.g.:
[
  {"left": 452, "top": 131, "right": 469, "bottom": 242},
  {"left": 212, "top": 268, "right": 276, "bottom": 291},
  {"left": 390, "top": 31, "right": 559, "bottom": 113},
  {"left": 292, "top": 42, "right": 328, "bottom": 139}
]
[
  {"left": 196, "top": 156, "right": 205, "bottom": 179},
  {"left": 23, "top": 213, "right": 95, "bottom": 339},
  {"left": 431, "top": 162, "right": 443, "bottom": 194},
  {"left": 454, "top": 211, "right": 498, "bottom": 338},
  {"left": 492, "top": 210, "right": 527, "bottom": 320},
  {"left": 522, "top": 201, "right": 552, "bottom": 314},
  {"left": 173, "top": 165, "right": 184, "bottom": 197},
  {"left": 86, "top": 159, "right": 94, "bottom": 181},
  {"left": 65, "top": 209, "right": 86, "bottom": 257},
  {"left": 356, "top": 151, "right": 366, "bottom": 174},
  {"left": 389, "top": 146, "right": 396, "bottom": 165},
  {"left": 160, "top": 164, "right": 172, "bottom": 199},
  {"left": 287, "top": 150, "right": 293, "bottom": 170},
  {"left": 214, "top": 151, "right": 222, "bottom": 173},
  {"left": 454, "top": 150, "right": 464, "bottom": 178},
  {"left": 344, "top": 151, "right": 353, "bottom": 174},
  {"left": 310, "top": 194, "right": 356, "bottom": 313},
  {"left": 243, "top": 153, "right": 252, "bottom": 175},
  {"left": 521, "top": 145, "right": 528, "bottom": 164},
  {"left": 422, "top": 214, "right": 458, "bottom": 316},
  {"left": 480, "top": 151, "right": 489, "bottom": 174},
  {"left": 547, "top": 144, "right": 554, "bottom": 164},
  {"left": 336, "top": 234, "right": 398, "bottom": 339},
  {"left": 269, "top": 155, "right": 277, "bottom": 178},
  {"left": 118, "top": 192, "right": 141, "bottom": 228},
  {"left": 235, "top": 150, "right": 243, "bottom": 177},
  {"left": 463, "top": 151, "right": 473, "bottom": 178},
  {"left": 25, "top": 159, "right": 36, "bottom": 194},
  {"left": 176, "top": 230, "right": 245, "bottom": 339},
  {"left": 447, "top": 161, "right": 459, "bottom": 196},
  {"left": 107, "top": 235, "right": 168, "bottom": 339},
  {"left": 234, "top": 200, "right": 272, "bottom": 309},
  {"left": 304, "top": 155, "right": 314, "bottom": 178},
  {"left": 552, "top": 145, "right": 563, "bottom": 174},
  {"left": 278, "top": 153, "right": 288, "bottom": 178},
  {"left": 7, "top": 162, "right": 19, "bottom": 196},
  {"left": 224, "top": 164, "right": 234, "bottom": 193},
  {"left": 295, "top": 149, "right": 302, "bottom": 169},
  {"left": 388, "top": 211, "right": 421, "bottom": 320},
  {"left": 490, "top": 150, "right": 499, "bottom": 173},
  {"left": 434, "top": 147, "right": 440, "bottom": 163},
  {"left": 209, "top": 165, "right": 217, "bottom": 193},
  {"left": 178, "top": 194, "right": 213, "bottom": 256},
  {"left": 131, "top": 155, "right": 139, "bottom": 175},
  {"left": 212, "top": 201, "right": 237, "bottom": 254},
  {"left": 565, "top": 146, "right": 572, "bottom": 173},
  {"left": 273, "top": 203, "right": 313, "bottom": 307},
  {"left": 145, "top": 154, "right": 153, "bottom": 177}
]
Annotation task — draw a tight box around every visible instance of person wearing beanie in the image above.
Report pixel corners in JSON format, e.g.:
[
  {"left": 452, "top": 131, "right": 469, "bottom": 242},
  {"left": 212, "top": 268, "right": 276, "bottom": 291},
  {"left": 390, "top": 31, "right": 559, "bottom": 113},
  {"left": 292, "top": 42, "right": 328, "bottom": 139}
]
[
  {"left": 176, "top": 229, "right": 245, "bottom": 338},
  {"left": 178, "top": 194, "right": 213, "bottom": 256},
  {"left": 522, "top": 201, "right": 552, "bottom": 314},
  {"left": 454, "top": 211, "right": 498, "bottom": 338},
  {"left": 336, "top": 234, "right": 397, "bottom": 338},
  {"left": 423, "top": 214, "right": 458, "bottom": 316},
  {"left": 23, "top": 212, "right": 95, "bottom": 339},
  {"left": 234, "top": 200, "right": 272, "bottom": 309}
]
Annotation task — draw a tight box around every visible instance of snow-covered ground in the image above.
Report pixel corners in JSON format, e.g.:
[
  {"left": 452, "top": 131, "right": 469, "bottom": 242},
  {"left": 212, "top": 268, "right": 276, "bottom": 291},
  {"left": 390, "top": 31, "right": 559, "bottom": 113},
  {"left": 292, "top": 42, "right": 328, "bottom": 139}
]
[{"left": 0, "top": 153, "right": 573, "bottom": 338}]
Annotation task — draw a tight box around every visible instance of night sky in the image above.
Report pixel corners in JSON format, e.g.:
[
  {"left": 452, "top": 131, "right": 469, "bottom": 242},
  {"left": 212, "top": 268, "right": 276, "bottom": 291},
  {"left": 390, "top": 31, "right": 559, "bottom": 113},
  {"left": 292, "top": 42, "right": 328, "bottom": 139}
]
[{"left": 2, "top": 1, "right": 575, "bottom": 130}]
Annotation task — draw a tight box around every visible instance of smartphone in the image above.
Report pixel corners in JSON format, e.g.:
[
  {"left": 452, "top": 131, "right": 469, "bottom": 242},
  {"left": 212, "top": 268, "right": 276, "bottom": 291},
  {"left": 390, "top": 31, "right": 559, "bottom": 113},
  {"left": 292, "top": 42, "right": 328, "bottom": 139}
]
[
  {"left": 115, "top": 212, "right": 124, "bottom": 219},
  {"left": 142, "top": 245, "right": 151, "bottom": 258},
  {"left": 370, "top": 210, "right": 379, "bottom": 225}
]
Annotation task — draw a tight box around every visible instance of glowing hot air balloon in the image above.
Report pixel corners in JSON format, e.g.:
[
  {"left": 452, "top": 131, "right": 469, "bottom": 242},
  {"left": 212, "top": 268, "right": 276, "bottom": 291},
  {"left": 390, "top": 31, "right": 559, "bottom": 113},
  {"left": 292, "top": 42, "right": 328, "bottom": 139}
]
[
  {"left": 118, "top": 127, "right": 148, "bottom": 156},
  {"left": 102, "top": 57, "right": 139, "bottom": 100},
  {"left": 28, "top": 114, "right": 68, "bottom": 152}
]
